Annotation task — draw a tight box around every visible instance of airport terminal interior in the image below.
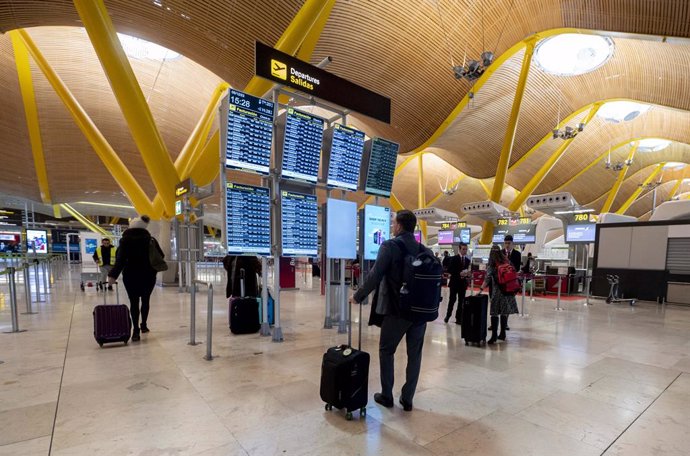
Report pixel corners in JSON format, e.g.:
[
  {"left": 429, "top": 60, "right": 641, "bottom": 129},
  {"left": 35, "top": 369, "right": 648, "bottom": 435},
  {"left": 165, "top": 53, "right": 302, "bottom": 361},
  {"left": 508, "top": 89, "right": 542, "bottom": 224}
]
[{"left": 1, "top": 0, "right": 690, "bottom": 455}]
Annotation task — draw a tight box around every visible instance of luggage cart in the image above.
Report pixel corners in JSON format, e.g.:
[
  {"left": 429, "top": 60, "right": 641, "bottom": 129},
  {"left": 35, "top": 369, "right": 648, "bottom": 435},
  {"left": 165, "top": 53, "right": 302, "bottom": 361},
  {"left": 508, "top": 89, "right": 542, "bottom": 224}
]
[
  {"left": 80, "top": 261, "right": 101, "bottom": 292},
  {"left": 605, "top": 274, "right": 636, "bottom": 306}
]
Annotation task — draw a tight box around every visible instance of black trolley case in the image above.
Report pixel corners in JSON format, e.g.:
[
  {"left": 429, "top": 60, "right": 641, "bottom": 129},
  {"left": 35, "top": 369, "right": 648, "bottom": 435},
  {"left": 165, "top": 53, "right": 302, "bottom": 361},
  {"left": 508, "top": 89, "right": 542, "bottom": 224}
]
[
  {"left": 320, "top": 297, "right": 370, "bottom": 420},
  {"left": 93, "top": 283, "right": 131, "bottom": 347}
]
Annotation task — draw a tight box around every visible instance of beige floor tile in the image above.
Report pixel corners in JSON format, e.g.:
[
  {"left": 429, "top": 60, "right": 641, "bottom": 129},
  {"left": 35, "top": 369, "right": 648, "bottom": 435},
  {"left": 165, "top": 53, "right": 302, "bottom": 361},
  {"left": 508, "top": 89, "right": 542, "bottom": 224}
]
[
  {"left": 0, "top": 402, "right": 55, "bottom": 446},
  {"left": 0, "top": 436, "right": 51, "bottom": 456}
]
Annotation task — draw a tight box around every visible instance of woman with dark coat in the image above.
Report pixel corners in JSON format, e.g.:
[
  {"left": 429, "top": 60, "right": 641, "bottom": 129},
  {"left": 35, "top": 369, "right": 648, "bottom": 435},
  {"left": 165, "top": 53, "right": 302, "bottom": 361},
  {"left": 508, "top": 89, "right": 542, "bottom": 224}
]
[
  {"left": 479, "top": 245, "right": 519, "bottom": 344},
  {"left": 108, "top": 215, "right": 164, "bottom": 341},
  {"left": 222, "top": 255, "right": 262, "bottom": 298}
]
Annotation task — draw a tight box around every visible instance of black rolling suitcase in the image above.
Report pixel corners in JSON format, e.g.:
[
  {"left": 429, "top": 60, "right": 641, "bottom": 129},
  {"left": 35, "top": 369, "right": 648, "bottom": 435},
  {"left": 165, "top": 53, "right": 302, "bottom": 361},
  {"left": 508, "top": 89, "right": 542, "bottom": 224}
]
[
  {"left": 229, "top": 269, "right": 261, "bottom": 334},
  {"left": 93, "top": 283, "right": 131, "bottom": 347},
  {"left": 320, "top": 297, "right": 369, "bottom": 420},
  {"left": 461, "top": 292, "right": 488, "bottom": 346}
]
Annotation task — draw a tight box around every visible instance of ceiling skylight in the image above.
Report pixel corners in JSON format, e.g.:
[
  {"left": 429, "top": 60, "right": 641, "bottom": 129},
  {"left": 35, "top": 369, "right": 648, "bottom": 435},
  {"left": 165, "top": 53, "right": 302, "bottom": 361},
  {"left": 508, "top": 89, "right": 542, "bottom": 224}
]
[
  {"left": 663, "top": 162, "right": 686, "bottom": 170},
  {"left": 534, "top": 34, "right": 614, "bottom": 76},
  {"left": 637, "top": 138, "right": 671, "bottom": 152},
  {"left": 597, "top": 101, "right": 650, "bottom": 123},
  {"left": 117, "top": 33, "right": 180, "bottom": 61}
]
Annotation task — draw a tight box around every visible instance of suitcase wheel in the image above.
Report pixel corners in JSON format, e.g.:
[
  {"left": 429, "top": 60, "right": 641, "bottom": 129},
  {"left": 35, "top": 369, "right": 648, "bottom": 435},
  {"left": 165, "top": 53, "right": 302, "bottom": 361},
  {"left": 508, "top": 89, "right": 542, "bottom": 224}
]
[
  {"left": 325, "top": 404, "right": 333, "bottom": 411},
  {"left": 346, "top": 411, "right": 353, "bottom": 421},
  {"left": 360, "top": 407, "right": 366, "bottom": 418}
]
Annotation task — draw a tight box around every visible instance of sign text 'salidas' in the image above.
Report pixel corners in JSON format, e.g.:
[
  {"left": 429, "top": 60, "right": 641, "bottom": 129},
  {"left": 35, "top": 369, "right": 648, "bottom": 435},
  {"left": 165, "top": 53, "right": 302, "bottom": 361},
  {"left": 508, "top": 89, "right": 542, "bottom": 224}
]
[{"left": 290, "top": 67, "right": 320, "bottom": 91}]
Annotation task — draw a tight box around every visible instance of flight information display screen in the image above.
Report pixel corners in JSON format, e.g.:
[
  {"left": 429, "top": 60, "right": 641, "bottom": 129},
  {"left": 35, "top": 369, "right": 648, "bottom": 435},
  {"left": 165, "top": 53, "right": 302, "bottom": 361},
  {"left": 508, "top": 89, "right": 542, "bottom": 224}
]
[
  {"left": 565, "top": 213, "right": 597, "bottom": 243},
  {"left": 438, "top": 230, "right": 454, "bottom": 245},
  {"left": 280, "top": 108, "right": 324, "bottom": 183},
  {"left": 364, "top": 137, "right": 399, "bottom": 197},
  {"left": 492, "top": 217, "right": 536, "bottom": 244},
  {"left": 325, "top": 124, "right": 365, "bottom": 191},
  {"left": 225, "top": 89, "right": 274, "bottom": 175},
  {"left": 225, "top": 183, "right": 271, "bottom": 255},
  {"left": 281, "top": 191, "right": 318, "bottom": 257}
]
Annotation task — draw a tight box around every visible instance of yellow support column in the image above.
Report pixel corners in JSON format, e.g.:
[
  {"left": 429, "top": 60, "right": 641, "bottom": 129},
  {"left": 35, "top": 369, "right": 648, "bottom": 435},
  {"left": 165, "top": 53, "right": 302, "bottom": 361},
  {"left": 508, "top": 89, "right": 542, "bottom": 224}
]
[
  {"left": 417, "top": 154, "right": 427, "bottom": 241},
  {"left": 668, "top": 178, "right": 684, "bottom": 200},
  {"left": 390, "top": 193, "right": 404, "bottom": 212},
  {"left": 244, "top": 0, "right": 335, "bottom": 96},
  {"left": 60, "top": 204, "right": 109, "bottom": 236},
  {"left": 74, "top": 0, "right": 179, "bottom": 215},
  {"left": 10, "top": 31, "right": 52, "bottom": 204},
  {"left": 16, "top": 29, "right": 154, "bottom": 216},
  {"left": 616, "top": 163, "right": 666, "bottom": 215},
  {"left": 508, "top": 104, "right": 602, "bottom": 213},
  {"left": 480, "top": 40, "right": 535, "bottom": 245},
  {"left": 601, "top": 142, "right": 639, "bottom": 213}
]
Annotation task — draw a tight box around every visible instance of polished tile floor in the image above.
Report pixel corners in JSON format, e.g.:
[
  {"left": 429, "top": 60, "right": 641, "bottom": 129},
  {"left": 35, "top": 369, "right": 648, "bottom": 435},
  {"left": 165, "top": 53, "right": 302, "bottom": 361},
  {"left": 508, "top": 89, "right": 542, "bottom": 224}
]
[{"left": 1, "top": 266, "right": 689, "bottom": 455}]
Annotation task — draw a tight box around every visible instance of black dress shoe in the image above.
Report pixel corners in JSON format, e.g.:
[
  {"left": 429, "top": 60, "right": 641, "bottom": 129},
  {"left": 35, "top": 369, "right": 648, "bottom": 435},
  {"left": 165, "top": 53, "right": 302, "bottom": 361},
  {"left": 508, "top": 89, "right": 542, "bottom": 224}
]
[
  {"left": 399, "top": 397, "right": 413, "bottom": 412},
  {"left": 374, "top": 393, "right": 394, "bottom": 408},
  {"left": 455, "top": 320, "right": 462, "bottom": 325},
  {"left": 140, "top": 324, "right": 150, "bottom": 333},
  {"left": 443, "top": 317, "right": 449, "bottom": 323},
  {"left": 132, "top": 332, "right": 140, "bottom": 342}
]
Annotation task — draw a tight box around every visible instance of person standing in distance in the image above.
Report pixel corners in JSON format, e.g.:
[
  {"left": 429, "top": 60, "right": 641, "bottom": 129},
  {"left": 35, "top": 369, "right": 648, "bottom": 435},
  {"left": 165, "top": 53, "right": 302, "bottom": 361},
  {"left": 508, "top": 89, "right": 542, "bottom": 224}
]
[
  {"left": 501, "top": 234, "right": 521, "bottom": 331},
  {"left": 479, "top": 245, "right": 519, "bottom": 344},
  {"left": 444, "top": 242, "right": 471, "bottom": 324},
  {"left": 108, "top": 215, "right": 164, "bottom": 342},
  {"left": 351, "top": 210, "right": 427, "bottom": 412},
  {"left": 93, "top": 238, "right": 116, "bottom": 291}
]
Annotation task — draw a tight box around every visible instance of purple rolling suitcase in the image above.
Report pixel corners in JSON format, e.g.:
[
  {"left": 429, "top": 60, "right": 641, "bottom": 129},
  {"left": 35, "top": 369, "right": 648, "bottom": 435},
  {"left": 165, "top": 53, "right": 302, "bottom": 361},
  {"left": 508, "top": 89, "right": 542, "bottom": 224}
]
[{"left": 93, "top": 283, "right": 131, "bottom": 347}]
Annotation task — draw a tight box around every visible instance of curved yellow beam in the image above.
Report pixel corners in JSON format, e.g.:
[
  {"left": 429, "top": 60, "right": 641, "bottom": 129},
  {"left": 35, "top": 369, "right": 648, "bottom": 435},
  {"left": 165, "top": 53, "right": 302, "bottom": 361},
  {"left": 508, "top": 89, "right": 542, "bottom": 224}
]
[
  {"left": 189, "top": 130, "right": 221, "bottom": 187},
  {"left": 74, "top": 0, "right": 179, "bottom": 215},
  {"left": 508, "top": 103, "right": 601, "bottom": 212},
  {"left": 244, "top": 0, "right": 335, "bottom": 96},
  {"left": 16, "top": 29, "right": 155, "bottom": 216},
  {"left": 390, "top": 193, "right": 404, "bottom": 212},
  {"left": 616, "top": 163, "right": 667, "bottom": 214},
  {"left": 61, "top": 204, "right": 109, "bottom": 236},
  {"left": 10, "top": 31, "right": 51, "bottom": 204},
  {"left": 601, "top": 142, "right": 639, "bottom": 213}
]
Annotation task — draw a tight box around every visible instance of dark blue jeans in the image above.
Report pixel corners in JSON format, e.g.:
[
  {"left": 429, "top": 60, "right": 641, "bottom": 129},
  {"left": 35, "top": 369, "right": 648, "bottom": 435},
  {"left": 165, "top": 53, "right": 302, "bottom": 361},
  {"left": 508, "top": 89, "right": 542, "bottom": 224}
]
[{"left": 379, "top": 315, "right": 427, "bottom": 403}]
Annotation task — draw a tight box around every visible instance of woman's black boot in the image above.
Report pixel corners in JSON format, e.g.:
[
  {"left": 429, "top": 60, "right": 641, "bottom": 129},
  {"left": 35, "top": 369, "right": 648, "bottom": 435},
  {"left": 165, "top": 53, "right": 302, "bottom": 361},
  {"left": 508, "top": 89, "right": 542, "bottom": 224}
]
[
  {"left": 498, "top": 315, "right": 508, "bottom": 340},
  {"left": 487, "top": 316, "right": 498, "bottom": 344}
]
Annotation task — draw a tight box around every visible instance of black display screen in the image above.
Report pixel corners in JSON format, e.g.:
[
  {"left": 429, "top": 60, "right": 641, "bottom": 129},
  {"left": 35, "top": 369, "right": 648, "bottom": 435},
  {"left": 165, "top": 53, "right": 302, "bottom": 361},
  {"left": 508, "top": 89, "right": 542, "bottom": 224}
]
[
  {"left": 281, "top": 191, "right": 318, "bottom": 257},
  {"left": 364, "top": 138, "right": 399, "bottom": 197},
  {"left": 225, "top": 89, "right": 274, "bottom": 175},
  {"left": 493, "top": 217, "right": 536, "bottom": 244},
  {"left": 225, "top": 183, "right": 271, "bottom": 255},
  {"left": 280, "top": 108, "right": 323, "bottom": 183},
  {"left": 325, "top": 124, "right": 365, "bottom": 191}
]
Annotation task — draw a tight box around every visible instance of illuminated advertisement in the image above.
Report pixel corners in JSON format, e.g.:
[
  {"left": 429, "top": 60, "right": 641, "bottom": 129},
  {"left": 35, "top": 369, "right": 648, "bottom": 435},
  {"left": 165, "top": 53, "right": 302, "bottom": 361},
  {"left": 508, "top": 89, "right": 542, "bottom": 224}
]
[
  {"left": 26, "top": 229, "right": 48, "bottom": 254},
  {"left": 362, "top": 205, "right": 391, "bottom": 261},
  {"left": 438, "top": 230, "right": 454, "bottom": 245}
]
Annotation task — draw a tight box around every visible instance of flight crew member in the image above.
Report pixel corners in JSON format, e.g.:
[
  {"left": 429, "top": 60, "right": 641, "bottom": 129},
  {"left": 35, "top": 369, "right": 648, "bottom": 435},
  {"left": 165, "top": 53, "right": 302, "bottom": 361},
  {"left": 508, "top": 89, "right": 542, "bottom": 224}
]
[
  {"left": 444, "top": 243, "right": 471, "bottom": 324},
  {"left": 93, "top": 238, "right": 116, "bottom": 291},
  {"left": 502, "top": 234, "right": 522, "bottom": 331}
]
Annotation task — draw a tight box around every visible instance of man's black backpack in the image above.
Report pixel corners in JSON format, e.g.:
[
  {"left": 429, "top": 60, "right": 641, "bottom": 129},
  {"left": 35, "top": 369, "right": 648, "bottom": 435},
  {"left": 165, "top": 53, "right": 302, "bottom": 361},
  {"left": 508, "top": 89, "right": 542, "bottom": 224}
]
[{"left": 393, "top": 238, "right": 443, "bottom": 323}]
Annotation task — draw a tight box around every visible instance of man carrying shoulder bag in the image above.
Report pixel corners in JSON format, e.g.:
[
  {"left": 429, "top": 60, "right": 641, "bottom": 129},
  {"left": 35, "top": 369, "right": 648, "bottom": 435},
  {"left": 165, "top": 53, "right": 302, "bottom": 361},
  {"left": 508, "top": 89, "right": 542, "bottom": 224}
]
[{"left": 351, "top": 210, "right": 442, "bottom": 412}]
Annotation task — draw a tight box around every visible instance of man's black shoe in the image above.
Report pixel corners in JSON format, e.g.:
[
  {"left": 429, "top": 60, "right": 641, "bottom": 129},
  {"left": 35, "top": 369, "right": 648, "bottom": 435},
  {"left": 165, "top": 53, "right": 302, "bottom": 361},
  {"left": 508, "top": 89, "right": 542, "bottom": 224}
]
[
  {"left": 399, "top": 398, "right": 413, "bottom": 412},
  {"left": 140, "top": 324, "right": 150, "bottom": 333},
  {"left": 374, "top": 393, "right": 394, "bottom": 408},
  {"left": 443, "top": 317, "right": 449, "bottom": 323}
]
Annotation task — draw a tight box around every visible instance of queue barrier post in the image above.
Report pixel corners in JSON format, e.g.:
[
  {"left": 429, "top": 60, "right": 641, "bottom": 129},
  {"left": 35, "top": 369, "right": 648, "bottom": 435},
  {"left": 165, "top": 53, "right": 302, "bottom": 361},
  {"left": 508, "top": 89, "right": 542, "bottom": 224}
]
[
  {"left": 555, "top": 275, "right": 563, "bottom": 311},
  {"left": 3, "top": 267, "right": 25, "bottom": 333},
  {"left": 33, "top": 261, "right": 44, "bottom": 303},
  {"left": 22, "top": 264, "right": 36, "bottom": 315},
  {"left": 584, "top": 275, "right": 593, "bottom": 307},
  {"left": 41, "top": 260, "right": 49, "bottom": 293},
  {"left": 188, "top": 281, "right": 198, "bottom": 346},
  {"left": 520, "top": 275, "right": 528, "bottom": 317},
  {"left": 197, "top": 281, "right": 214, "bottom": 361}
]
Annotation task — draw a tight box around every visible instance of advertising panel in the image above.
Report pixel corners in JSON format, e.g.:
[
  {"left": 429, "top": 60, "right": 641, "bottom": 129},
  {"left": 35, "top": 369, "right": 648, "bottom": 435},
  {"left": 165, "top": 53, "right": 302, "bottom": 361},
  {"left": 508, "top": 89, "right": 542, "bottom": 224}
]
[
  {"left": 326, "top": 199, "right": 357, "bottom": 259},
  {"left": 26, "top": 229, "right": 48, "bottom": 254},
  {"left": 362, "top": 205, "right": 391, "bottom": 261}
]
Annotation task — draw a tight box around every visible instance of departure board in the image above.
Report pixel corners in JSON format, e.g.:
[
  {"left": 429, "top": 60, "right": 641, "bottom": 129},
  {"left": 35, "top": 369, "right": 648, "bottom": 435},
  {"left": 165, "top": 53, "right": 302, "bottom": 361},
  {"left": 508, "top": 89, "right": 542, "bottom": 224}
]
[
  {"left": 280, "top": 108, "right": 324, "bottom": 183},
  {"left": 281, "top": 191, "right": 318, "bottom": 257},
  {"left": 225, "top": 183, "right": 271, "bottom": 255},
  {"left": 363, "top": 137, "right": 399, "bottom": 197},
  {"left": 225, "top": 89, "right": 275, "bottom": 175},
  {"left": 324, "top": 124, "right": 366, "bottom": 191}
]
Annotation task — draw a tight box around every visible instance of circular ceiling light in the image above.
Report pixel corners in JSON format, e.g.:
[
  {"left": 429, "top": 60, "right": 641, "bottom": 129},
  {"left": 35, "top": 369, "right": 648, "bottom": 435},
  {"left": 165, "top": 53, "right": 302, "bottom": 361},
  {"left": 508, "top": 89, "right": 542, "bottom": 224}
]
[
  {"left": 117, "top": 33, "right": 180, "bottom": 60},
  {"left": 663, "top": 162, "right": 686, "bottom": 170},
  {"left": 597, "top": 101, "right": 651, "bottom": 123},
  {"left": 535, "top": 34, "right": 614, "bottom": 76},
  {"left": 637, "top": 138, "right": 671, "bottom": 152}
]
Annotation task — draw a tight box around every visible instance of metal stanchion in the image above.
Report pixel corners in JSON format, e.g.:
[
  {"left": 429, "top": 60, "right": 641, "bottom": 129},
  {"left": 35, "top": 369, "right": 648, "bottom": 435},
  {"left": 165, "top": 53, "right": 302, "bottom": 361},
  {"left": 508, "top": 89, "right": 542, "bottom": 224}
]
[
  {"left": 41, "top": 261, "right": 49, "bottom": 294},
  {"left": 520, "top": 276, "right": 528, "bottom": 317},
  {"left": 21, "top": 264, "right": 36, "bottom": 315},
  {"left": 188, "top": 280, "right": 198, "bottom": 346},
  {"left": 33, "top": 261, "right": 44, "bottom": 302},
  {"left": 584, "top": 275, "right": 593, "bottom": 306},
  {"left": 202, "top": 282, "right": 214, "bottom": 361},
  {"left": 530, "top": 276, "right": 535, "bottom": 301},
  {"left": 4, "top": 267, "right": 25, "bottom": 333},
  {"left": 555, "top": 276, "right": 563, "bottom": 311}
]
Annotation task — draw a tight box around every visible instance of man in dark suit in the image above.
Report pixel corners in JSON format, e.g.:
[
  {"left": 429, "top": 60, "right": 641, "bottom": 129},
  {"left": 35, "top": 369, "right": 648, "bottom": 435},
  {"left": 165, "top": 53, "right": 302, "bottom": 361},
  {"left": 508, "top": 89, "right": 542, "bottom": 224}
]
[
  {"left": 352, "top": 210, "right": 428, "bottom": 412},
  {"left": 444, "top": 243, "right": 470, "bottom": 324}
]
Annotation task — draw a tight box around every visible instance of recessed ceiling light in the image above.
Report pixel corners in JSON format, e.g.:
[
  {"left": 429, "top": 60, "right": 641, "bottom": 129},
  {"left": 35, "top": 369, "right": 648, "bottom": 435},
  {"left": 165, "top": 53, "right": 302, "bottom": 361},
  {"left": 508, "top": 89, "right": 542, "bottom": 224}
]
[
  {"left": 597, "top": 101, "right": 650, "bottom": 123},
  {"left": 637, "top": 138, "right": 671, "bottom": 152},
  {"left": 535, "top": 34, "right": 614, "bottom": 76}
]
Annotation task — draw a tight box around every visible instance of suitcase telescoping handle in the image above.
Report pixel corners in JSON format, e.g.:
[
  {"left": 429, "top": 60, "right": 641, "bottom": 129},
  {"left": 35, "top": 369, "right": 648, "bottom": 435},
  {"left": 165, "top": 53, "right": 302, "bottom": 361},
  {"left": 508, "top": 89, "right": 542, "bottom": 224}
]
[
  {"left": 102, "top": 281, "right": 120, "bottom": 305},
  {"left": 239, "top": 268, "right": 245, "bottom": 298},
  {"left": 346, "top": 293, "right": 363, "bottom": 351}
]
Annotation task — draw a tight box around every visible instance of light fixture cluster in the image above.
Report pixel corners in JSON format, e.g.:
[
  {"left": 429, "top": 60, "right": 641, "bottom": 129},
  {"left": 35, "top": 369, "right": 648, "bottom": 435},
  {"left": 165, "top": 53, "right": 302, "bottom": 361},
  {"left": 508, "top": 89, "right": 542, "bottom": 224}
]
[
  {"left": 553, "top": 123, "right": 586, "bottom": 140},
  {"left": 453, "top": 51, "right": 495, "bottom": 81}
]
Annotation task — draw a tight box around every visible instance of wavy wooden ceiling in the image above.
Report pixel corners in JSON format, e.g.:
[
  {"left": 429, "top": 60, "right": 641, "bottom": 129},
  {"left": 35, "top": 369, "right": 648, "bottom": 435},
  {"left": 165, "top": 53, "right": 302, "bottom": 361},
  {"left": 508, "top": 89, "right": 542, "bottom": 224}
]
[{"left": 1, "top": 1, "right": 690, "bottom": 218}]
